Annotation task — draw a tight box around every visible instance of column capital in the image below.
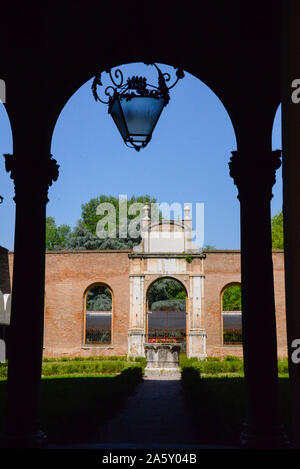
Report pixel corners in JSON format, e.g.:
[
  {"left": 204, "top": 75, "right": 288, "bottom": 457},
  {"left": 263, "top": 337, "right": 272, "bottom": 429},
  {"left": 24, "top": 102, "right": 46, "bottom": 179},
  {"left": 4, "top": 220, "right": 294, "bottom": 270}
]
[
  {"left": 4, "top": 153, "right": 59, "bottom": 203},
  {"left": 229, "top": 149, "right": 281, "bottom": 201}
]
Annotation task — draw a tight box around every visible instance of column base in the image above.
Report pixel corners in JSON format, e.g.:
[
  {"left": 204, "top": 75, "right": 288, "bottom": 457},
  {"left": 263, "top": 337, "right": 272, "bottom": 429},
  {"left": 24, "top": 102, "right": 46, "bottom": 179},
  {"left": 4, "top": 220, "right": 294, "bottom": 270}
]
[
  {"left": 128, "top": 329, "right": 145, "bottom": 357},
  {"left": 0, "top": 429, "right": 47, "bottom": 449},
  {"left": 240, "top": 423, "right": 291, "bottom": 449},
  {"left": 187, "top": 329, "right": 207, "bottom": 359}
]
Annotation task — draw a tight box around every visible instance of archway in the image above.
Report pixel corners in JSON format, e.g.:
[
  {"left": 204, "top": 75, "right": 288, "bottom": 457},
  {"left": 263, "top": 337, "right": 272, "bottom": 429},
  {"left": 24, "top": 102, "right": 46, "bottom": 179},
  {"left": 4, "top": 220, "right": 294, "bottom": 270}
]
[
  {"left": 0, "top": 2, "right": 292, "bottom": 449},
  {"left": 146, "top": 277, "right": 187, "bottom": 352},
  {"left": 84, "top": 283, "right": 113, "bottom": 345},
  {"left": 49, "top": 62, "right": 238, "bottom": 251},
  {"left": 221, "top": 282, "right": 242, "bottom": 345}
]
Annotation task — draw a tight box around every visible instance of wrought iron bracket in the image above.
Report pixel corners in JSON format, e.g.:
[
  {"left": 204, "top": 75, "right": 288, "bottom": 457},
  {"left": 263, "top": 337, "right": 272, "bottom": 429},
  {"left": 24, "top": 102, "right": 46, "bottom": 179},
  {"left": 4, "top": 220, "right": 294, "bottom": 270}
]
[{"left": 91, "top": 63, "right": 184, "bottom": 107}]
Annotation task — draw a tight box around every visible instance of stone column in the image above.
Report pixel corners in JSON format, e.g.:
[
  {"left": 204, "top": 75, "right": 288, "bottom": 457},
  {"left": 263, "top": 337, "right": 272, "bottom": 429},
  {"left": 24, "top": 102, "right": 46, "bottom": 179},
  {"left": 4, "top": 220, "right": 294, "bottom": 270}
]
[
  {"left": 128, "top": 274, "right": 145, "bottom": 356},
  {"left": 1, "top": 153, "right": 59, "bottom": 448},
  {"left": 281, "top": 0, "right": 300, "bottom": 449},
  {"left": 229, "top": 150, "right": 289, "bottom": 448},
  {"left": 187, "top": 274, "right": 206, "bottom": 359},
  {"left": 141, "top": 204, "right": 150, "bottom": 252},
  {"left": 183, "top": 203, "right": 193, "bottom": 252}
]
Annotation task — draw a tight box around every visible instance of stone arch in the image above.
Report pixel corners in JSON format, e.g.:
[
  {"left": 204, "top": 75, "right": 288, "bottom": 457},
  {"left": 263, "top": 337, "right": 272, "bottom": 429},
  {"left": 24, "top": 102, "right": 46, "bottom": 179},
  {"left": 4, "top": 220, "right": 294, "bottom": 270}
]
[
  {"left": 145, "top": 276, "right": 188, "bottom": 350},
  {"left": 49, "top": 60, "right": 239, "bottom": 157},
  {"left": 146, "top": 274, "right": 189, "bottom": 300},
  {"left": 1, "top": 3, "right": 292, "bottom": 449},
  {"left": 83, "top": 282, "right": 114, "bottom": 346}
]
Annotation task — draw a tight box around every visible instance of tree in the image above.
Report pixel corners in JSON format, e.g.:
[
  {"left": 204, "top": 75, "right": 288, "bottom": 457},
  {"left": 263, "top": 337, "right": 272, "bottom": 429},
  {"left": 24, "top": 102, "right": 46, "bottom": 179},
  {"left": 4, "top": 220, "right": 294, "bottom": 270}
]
[
  {"left": 148, "top": 278, "right": 186, "bottom": 311},
  {"left": 81, "top": 194, "right": 158, "bottom": 236},
  {"left": 46, "top": 217, "right": 71, "bottom": 251},
  {"left": 65, "top": 220, "right": 136, "bottom": 250},
  {"left": 69, "top": 194, "right": 160, "bottom": 250},
  {"left": 271, "top": 210, "right": 284, "bottom": 249},
  {"left": 222, "top": 285, "right": 242, "bottom": 311},
  {"left": 87, "top": 285, "right": 112, "bottom": 311}
]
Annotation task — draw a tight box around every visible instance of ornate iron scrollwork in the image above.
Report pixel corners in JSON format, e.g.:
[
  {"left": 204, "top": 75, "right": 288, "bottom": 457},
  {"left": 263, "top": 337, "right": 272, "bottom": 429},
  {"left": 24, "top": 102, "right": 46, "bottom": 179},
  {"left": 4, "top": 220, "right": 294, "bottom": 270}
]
[{"left": 91, "top": 63, "right": 184, "bottom": 107}]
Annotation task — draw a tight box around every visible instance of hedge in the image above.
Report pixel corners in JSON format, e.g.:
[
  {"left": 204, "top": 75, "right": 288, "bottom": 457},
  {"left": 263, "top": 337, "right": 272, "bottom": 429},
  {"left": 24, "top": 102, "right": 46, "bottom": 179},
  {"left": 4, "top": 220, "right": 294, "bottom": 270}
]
[
  {"left": 180, "top": 356, "right": 289, "bottom": 376},
  {"left": 0, "top": 358, "right": 146, "bottom": 378}
]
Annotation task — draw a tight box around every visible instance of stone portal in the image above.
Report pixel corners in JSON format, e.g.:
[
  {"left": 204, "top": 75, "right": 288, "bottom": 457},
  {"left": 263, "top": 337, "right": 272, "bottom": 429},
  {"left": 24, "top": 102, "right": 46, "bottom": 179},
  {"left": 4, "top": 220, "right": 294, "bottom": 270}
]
[{"left": 128, "top": 204, "right": 207, "bottom": 359}]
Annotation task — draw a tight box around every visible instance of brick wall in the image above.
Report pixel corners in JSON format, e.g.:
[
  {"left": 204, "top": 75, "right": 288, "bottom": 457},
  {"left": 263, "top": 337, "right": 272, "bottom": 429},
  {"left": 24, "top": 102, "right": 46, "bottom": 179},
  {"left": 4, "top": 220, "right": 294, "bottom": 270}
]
[
  {"left": 43, "top": 251, "right": 131, "bottom": 358},
  {"left": 203, "top": 250, "right": 287, "bottom": 358},
  {"left": 0, "top": 249, "right": 288, "bottom": 358}
]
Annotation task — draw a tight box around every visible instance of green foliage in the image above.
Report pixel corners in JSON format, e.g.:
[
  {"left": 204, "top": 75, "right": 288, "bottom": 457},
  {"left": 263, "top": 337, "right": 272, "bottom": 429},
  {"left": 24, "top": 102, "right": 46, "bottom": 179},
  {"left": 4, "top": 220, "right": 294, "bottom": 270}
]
[
  {"left": 46, "top": 217, "right": 71, "bottom": 251},
  {"left": 180, "top": 361, "right": 291, "bottom": 444},
  {"left": 49, "top": 194, "right": 161, "bottom": 251},
  {"left": 272, "top": 210, "right": 284, "bottom": 249},
  {"left": 223, "top": 329, "right": 243, "bottom": 344},
  {"left": 66, "top": 220, "right": 135, "bottom": 250},
  {"left": 180, "top": 356, "right": 244, "bottom": 375},
  {"left": 150, "top": 299, "right": 186, "bottom": 311},
  {"left": 222, "top": 285, "right": 241, "bottom": 311},
  {"left": 277, "top": 360, "right": 289, "bottom": 374},
  {"left": 81, "top": 194, "right": 158, "bottom": 238},
  {"left": 128, "top": 356, "right": 147, "bottom": 368},
  {"left": 65, "top": 221, "right": 103, "bottom": 250},
  {"left": 0, "top": 362, "right": 7, "bottom": 378},
  {"left": 203, "top": 360, "right": 244, "bottom": 374},
  {"left": 148, "top": 278, "right": 186, "bottom": 309},
  {"left": 181, "top": 365, "right": 201, "bottom": 392},
  {"left": 37, "top": 366, "right": 143, "bottom": 443},
  {"left": 175, "top": 291, "right": 186, "bottom": 299},
  {"left": 41, "top": 359, "right": 142, "bottom": 376},
  {"left": 179, "top": 354, "right": 199, "bottom": 368},
  {"left": 86, "top": 285, "right": 112, "bottom": 311},
  {"left": 42, "top": 355, "right": 138, "bottom": 362},
  {"left": 117, "top": 365, "right": 144, "bottom": 384},
  {"left": 202, "top": 244, "right": 216, "bottom": 250},
  {"left": 224, "top": 355, "right": 240, "bottom": 361},
  {"left": 185, "top": 254, "right": 193, "bottom": 263}
]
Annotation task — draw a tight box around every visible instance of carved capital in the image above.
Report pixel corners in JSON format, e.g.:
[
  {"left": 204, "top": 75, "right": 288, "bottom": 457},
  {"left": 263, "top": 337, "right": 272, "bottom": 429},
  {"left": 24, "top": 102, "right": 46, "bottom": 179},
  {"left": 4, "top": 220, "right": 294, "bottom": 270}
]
[
  {"left": 229, "top": 150, "right": 281, "bottom": 201},
  {"left": 4, "top": 153, "right": 59, "bottom": 203}
]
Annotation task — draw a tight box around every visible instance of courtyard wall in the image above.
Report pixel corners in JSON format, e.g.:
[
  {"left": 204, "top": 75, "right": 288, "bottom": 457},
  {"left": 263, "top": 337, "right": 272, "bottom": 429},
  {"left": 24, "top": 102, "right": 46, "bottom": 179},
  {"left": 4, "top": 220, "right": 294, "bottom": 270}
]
[{"left": 0, "top": 249, "right": 288, "bottom": 358}]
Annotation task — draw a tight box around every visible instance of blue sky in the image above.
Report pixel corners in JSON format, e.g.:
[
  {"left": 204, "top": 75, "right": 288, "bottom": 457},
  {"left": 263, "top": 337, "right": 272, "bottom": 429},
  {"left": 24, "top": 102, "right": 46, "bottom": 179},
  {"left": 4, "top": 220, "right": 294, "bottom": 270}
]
[{"left": 0, "top": 62, "right": 282, "bottom": 251}]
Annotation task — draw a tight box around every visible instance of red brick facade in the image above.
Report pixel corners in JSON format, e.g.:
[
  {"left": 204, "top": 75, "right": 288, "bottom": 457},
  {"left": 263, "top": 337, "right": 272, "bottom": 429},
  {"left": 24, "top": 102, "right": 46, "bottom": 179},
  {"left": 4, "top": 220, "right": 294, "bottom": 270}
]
[
  {"left": 0, "top": 249, "right": 288, "bottom": 358},
  {"left": 203, "top": 251, "right": 287, "bottom": 359}
]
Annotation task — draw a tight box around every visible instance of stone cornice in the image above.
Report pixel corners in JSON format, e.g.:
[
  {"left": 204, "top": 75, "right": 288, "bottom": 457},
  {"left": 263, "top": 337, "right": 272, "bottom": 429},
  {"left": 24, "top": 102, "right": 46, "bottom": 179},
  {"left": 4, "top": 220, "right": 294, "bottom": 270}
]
[
  {"left": 44, "top": 249, "right": 132, "bottom": 254},
  {"left": 129, "top": 252, "right": 206, "bottom": 259},
  {"left": 6, "top": 249, "right": 285, "bottom": 255}
]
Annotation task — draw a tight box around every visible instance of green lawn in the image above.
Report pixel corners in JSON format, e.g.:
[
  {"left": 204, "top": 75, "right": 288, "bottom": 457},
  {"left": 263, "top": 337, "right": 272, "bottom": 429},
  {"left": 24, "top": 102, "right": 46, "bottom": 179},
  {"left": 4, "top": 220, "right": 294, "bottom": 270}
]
[
  {"left": 0, "top": 356, "right": 292, "bottom": 447},
  {"left": 181, "top": 365, "right": 292, "bottom": 446},
  {"left": 0, "top": 366, "right": 143, "bottom": 444}
]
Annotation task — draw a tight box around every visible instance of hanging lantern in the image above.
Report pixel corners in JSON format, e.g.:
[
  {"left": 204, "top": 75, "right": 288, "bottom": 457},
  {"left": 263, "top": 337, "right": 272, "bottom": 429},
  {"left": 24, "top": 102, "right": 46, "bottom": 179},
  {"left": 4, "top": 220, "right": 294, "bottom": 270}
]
[{"left": 92, "top": 63, "right": 184, "bottom": 151}]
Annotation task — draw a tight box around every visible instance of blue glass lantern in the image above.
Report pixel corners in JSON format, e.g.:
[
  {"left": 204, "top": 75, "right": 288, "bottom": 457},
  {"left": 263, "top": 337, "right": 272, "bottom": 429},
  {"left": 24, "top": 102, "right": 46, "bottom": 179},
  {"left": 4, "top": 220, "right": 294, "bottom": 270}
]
[{"left": 92, "top": 64, "right": 184, "bottom": 151}]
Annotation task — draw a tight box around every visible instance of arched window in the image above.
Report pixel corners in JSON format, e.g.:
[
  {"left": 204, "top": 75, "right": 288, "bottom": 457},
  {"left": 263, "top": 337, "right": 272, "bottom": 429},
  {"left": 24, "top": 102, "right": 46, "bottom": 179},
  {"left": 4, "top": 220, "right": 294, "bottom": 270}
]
[
  {"left": 221, "top": 283, "right": 242, "bottom": 345},
  {"left": 146, "top": 277, "right": 187, "bottom": 351},
  {"left": 85, "top": 284, "right": 113, "bottom": 345}
]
